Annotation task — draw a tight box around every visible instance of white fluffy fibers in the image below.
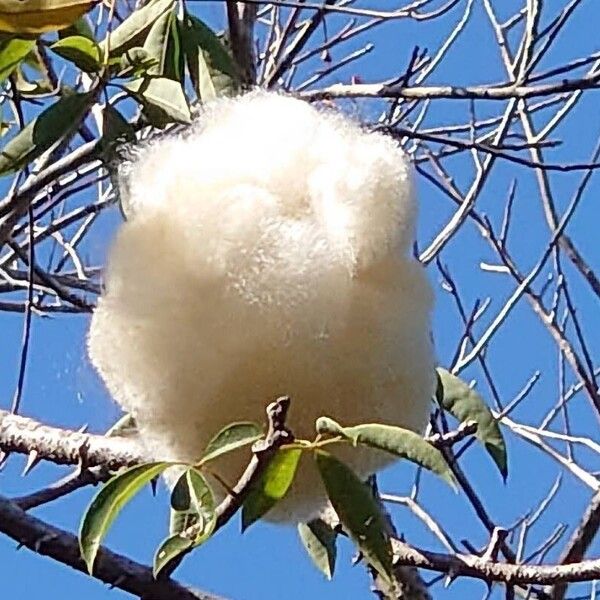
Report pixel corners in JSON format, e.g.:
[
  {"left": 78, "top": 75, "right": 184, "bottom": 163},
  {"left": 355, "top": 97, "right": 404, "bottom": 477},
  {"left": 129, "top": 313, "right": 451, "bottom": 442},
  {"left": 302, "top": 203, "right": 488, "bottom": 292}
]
[{"left": 88, "top": 91, "right": 435, "bottom": 523}]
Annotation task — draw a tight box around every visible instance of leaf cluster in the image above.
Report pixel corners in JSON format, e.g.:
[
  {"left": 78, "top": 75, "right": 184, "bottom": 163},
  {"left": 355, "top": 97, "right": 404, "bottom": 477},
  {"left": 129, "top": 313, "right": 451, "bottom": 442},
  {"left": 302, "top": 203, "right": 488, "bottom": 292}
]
[
  {"left": 0, "top": 0, "right": 240, "bottom": 177},
  {"left": 79, "top": 370, "right": 507, "bottom": 583}
]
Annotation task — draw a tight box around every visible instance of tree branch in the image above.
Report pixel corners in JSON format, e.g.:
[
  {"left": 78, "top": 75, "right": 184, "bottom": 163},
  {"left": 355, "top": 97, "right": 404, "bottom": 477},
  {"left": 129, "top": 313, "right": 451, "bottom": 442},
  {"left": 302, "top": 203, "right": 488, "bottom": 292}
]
[
  {"left": 552, "top": 490, "right": 600, "bottom": 600},
  {"left": 301, "top": 73, "right": 600, "bottom": 102},
  {"left": 0, "top": 409, "right": 145, "bottom": 471},
  {"left": 392, "top": 538, "right": 600, "bottom": 586},
  {"left": 159, "top": 397, "right": 294, "bottom": 579},
  {"left": 0, "top": 494, "right": 222, "bottom": 600},
  {"left": 226, "top": 1, "right": 258, "bottom": 86}
]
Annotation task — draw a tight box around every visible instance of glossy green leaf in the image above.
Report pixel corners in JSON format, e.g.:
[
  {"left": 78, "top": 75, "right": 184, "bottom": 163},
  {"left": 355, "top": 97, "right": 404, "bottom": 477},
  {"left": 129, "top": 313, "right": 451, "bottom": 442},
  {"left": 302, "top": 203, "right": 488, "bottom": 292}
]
[
  {"left": 198, "top": 422, "right": 262, "bottom": 466},
  {"left": 0, "top": 36, "right": 35, "bottom": 82},
  {"left": 79, "top": 462, "right": 172, "bottom": 574},
  {"left": 0, "top": 90, "right": 94, "bottom": 176},
  {"left": 242, "top": 448, "right": 302, "bottom": 531},
  {"left": 50, "top": 35, "right": 100, "bottom": 72},
  {"left": 436, "top": 368, "right": 507, "bottom": 479},
  {"left": 316, "top": 417, "right": 456, "bottom": 488},
  {"left": 298, "top": 519, "right": 337, "bottom": 580},
  {"left": 169, "top": 503, "right": 198, "bottom": 537},
  {"left": 168, "top": 468, "right": 201, "bottom": 537},
  {"left": 163, "top": 14, "right": 183, "bottom": 81},
  {"left": 154, "top": 468, "right": 216, "bottom": 577},
  {"left": 101, "top": 0, "right": 174, "bottom": 58},
  {"left": 178, "top": 12, "right": 238, "bottom": 102},
  {"left": 153, "top": 534, "right": 193, "bottom": 577},
  {"left": 315, "top": 451, "right": 393, "bottom": 582},
  {"left": 170, "top": 469, "right": 216, "bottom": 539},
  {"left": 171, "top": 469, "right": 215, "bottom": 515},
  {"left": 125, "top": 76, "right": 190, "bottom": 126}
]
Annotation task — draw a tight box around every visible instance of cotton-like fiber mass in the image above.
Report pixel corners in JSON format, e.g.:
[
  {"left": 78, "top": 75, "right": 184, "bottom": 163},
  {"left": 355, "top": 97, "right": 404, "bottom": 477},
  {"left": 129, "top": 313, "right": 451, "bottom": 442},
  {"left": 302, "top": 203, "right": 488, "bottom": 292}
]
[{"left": 88, "top": 91, "right": 435, "bottom": 523}]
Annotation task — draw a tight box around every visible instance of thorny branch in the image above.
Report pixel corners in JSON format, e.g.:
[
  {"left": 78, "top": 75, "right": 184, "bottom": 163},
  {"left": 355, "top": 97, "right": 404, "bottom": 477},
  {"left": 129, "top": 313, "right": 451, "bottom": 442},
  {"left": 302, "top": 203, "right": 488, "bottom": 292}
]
[
  {"left": 0, "top": 494, "right": 221, "bottom": 600},
  {"left": 1, "top": 405, "right": 599, "bottom": 591}
]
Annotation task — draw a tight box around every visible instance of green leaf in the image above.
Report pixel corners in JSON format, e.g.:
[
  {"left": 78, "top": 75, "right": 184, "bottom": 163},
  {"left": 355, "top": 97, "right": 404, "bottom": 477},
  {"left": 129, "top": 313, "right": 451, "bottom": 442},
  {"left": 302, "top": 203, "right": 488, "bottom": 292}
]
[
  {"left": 298, "top": 519, "right": 337, "bottom": 580},
  {"left": 14, "top": 65, "right": 53, "bottom": 96},
  {"left": 101, "top": 104, "right": 135, "bottom": 147},
  {"left": 79, "top": 462, "right": 172, "bottom": 574},
  {"left": 14, "top": 46, "right": 54, "bottom": 95},
  {"left": 58, "top": 14, "right": 95, "bottom": 40},
  {"left": 0, "top": 90, "right": 94, "bottom": 176},
  {"left": 0, "top": 37, "right": 35, "bottom": 83},
  {"left": 101, "top": 0, "right": 175, "bottom": 58},
  {"left": 436, "top": 368, "right": 508, "bottom": 479},
  {"left": 142, "top": 9, "right": 173, "bottom": 77},
  {"left": 116, "top": 46, "right": 158, "bottom": 78},
  {"left": 171, "top": 469, "right": 212, "bottom": 513},
  {"left": 170, "top": 469, "right": 216, "bottom": 538},
  {"left": 316, "top": 451, "right": 393, "bottom": 582},
  {"left": 153, "top": 535, "right": 193, "bottom": 577},
  {"left": 103, "top": 103, "right": 135, "bottom": 140},
  {"left": 125, "top": 77, "right": 190, "bottom": 126},
  {"left": 50, "top": 35, "right": 100, "bottom": 72},
  {"left": 242, "top": 448, "right": 302, "bottom": 531},
  {"left": 198, "top": 422, "right": 262, "bottom": 466},
  {"left": 0, "top": 104, "right": 9, "bottom": 137},
  {"left": 163, "top": 14, "right": 183, "bottom": 81},
  {"left": 316, "top": 417, "right": 456, "bottom": 488},
  {"left": 178, "top": 12, "right": 239, "bottom": 102},
  {"left": 154, "top": 468, "right": 216, "bottom": 577},
  {"left": 169, "top": 504, "right": 198, "bottom": 538}
]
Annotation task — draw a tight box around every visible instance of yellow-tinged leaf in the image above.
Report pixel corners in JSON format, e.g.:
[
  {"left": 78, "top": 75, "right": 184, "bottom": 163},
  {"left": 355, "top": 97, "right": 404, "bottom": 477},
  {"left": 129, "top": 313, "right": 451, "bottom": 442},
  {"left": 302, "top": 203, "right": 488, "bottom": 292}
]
[
  {"left": 0, "top": 37, "right": 35, "bottom": 82},
  {"left": 0, "top": 0, "right": 97, "bottom": 34},
  {"left": 241, "top": 448, "right": 302, "bottom": 530},
  {"left": 50, "top": 35, "right": 100, "bottom": 72}
]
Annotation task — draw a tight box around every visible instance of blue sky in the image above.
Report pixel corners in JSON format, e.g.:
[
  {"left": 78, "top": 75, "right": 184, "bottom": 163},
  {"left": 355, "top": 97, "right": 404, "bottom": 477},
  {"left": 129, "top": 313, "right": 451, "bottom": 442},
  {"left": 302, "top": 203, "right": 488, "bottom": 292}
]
[{"left": 1, "top": 1, "right": 599, "bottom": 599}]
